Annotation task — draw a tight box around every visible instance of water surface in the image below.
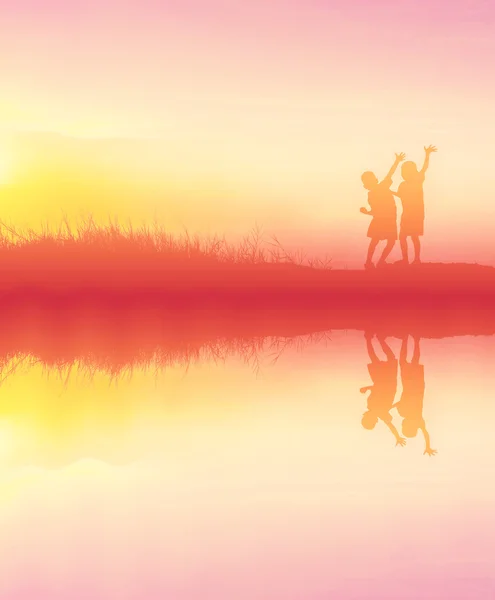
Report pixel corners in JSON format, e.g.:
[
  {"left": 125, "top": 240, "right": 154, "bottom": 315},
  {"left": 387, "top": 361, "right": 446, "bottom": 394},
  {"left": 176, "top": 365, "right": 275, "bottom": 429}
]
[{"left": 0, "top": 331, "right": 494, "bottom": 599}]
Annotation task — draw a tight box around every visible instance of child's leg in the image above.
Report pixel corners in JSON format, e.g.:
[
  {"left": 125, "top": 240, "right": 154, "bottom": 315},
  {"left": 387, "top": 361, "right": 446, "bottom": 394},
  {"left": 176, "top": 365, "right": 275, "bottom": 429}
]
[
  {"left": 400, "top": 335, "right": 409, "bottom": 363},
  {"left": 412, "top": 336, "right": 421, "bottom": 365},
  {"left": 400, "top": 235, "right": 409, "bottom": 262},
  {"left": 412, "top": 236, "right": 421, "bottom": 263},
  {"left": 366, "top": 239, "right": 379, "bottom": 266},
  {"left": 378, "top": 238, "right": 395, "bottom": 264}
]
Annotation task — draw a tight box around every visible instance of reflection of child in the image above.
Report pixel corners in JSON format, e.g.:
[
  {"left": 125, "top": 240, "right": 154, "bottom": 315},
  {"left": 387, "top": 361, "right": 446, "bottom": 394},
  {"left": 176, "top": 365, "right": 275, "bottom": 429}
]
[
  {"left": 393, "top": 145, "right": 437, "bottom": 265},
  {"left": 360, "top": 153, "right": 405, "bottom": 270},
  {"left": 360, "top": 333, "right": 405, "bottom": 447},
  {"left": 394, "top": 336, "right": 436, "bottom": 456}
]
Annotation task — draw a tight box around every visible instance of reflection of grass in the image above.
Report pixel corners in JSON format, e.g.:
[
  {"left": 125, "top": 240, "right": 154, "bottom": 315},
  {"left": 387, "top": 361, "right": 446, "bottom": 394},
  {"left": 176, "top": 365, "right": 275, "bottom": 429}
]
[
  {"left": 0, "top": 330, "right": 330, "bottom": 385},
  {"left": 1, "top": 298, "right": 494, "bottom": 384},
  {"left": 0, "top": 219, "right": 494, "bottom": 384}
]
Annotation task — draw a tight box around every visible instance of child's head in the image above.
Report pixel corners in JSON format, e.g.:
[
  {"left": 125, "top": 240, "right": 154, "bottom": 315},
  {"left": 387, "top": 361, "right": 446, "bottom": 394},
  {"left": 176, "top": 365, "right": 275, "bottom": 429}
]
[
  {"left": 361, "top": 171, "right": 378, "bottom": 190},
  {"left": 402, "top": 418, "right": 419, "bottom": 438},
  {"left": 361, "top": 411, "right": 378, "bottom": 430},
  {"left": 401, "top": 161, "right": 418, "bottom": 181}
]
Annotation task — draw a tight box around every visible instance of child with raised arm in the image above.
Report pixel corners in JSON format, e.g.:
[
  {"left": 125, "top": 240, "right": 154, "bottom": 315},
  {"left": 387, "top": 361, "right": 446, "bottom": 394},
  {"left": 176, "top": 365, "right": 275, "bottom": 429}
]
[
  {"left": 360, "top": 332, "right": 406, "bottom": 448},
  {"left": 360, "top": 152, "right": 405, "bottom": 270},
  {"left": 394, "top": 145, "right": 437, "bottom": 265},
  {"left": 393, "top": 335, "right": 437, "bottom": 456}
]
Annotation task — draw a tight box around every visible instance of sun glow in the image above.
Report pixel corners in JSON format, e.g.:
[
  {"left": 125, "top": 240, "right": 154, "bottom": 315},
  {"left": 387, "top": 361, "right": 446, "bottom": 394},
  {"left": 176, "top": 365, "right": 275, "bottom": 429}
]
[{"left": 0, "top": 152, "right": 10, "bottom": 184}]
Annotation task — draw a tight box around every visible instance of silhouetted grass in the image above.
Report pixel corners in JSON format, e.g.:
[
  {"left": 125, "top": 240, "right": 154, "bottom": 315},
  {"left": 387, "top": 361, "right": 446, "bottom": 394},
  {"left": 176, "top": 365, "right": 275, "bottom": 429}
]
[
  {"left": 0, "top": 218, "right": 332, "bottom": 271},
  {"left": 0, "top": 220, "right": 494, "bottom": 382}
]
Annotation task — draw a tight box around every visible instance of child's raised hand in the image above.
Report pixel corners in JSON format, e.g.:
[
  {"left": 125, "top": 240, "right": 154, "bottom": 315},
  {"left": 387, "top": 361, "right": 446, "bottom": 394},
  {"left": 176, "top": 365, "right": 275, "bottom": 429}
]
[
  {"left": 360, "top": 207, "right": 371, "bottom": 215},
  {"left": 424, "top": 145, "right": 437, "bottom": 154},
  {"left": 395, "top": 152, "right": 406, "bottom": 162}
]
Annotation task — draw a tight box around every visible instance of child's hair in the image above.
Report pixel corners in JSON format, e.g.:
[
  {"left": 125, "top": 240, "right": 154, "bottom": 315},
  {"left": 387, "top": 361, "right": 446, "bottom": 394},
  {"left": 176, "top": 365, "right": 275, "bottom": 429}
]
[
  {"left": 401, "top": 161, "right": 418, "bottom": 181},
  {"left": 361, "top": 171, "right": 378, "bottom": 190},
  {"left": 361, "top": 411, "right": 378, "bottom": 430},
  {"left": 402, "top": 418, "right": 419, "bottom": 438}
]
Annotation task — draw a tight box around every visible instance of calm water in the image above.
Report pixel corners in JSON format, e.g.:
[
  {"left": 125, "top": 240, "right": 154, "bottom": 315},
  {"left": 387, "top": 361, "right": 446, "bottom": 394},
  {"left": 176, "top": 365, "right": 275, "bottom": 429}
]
[{"left": 0, "top": 331, "right": 494, "bottom": 599}]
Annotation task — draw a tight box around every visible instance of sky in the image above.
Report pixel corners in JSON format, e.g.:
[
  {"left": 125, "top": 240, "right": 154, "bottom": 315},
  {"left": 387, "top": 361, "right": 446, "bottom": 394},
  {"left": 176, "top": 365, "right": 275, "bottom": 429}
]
[{"left": 1, "top": 0, "right": 495, "bottom": 265}]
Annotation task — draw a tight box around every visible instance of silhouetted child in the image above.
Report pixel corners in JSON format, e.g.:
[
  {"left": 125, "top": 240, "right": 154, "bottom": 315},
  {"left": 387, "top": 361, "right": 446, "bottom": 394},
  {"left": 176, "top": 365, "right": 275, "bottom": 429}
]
[
  {"left": 360, "top": 332, "right": 406, "bottom": 447},
  {"left": 393, "top": 335, "right": 437, "bottom": 456},
  {"left": 393, "top": 145, "right": 437, "bottom": 265},
  {"left": 360, "top": 152, "right": 405, "bottom": 270}
]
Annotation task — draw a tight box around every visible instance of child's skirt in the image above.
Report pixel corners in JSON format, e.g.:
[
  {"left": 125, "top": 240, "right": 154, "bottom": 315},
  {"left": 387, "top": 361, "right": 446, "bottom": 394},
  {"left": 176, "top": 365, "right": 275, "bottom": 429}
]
[{"left": 367, "top": 216, "right": 398, "bottom": 240}]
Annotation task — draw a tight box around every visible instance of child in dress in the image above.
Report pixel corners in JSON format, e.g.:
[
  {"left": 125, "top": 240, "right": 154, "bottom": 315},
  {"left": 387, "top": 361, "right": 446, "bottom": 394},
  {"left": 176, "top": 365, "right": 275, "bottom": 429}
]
[
  {"left": 360, "top": 153, "right": 405, "bottom": 269},
  {"left": 360, "top": 333, "right": 406, "bottom": 447},
  {"left": 393, "top": 335, "right": 437, "bottom": 456},
  {"left": 394, "top": 145, "right": 437, "bottom": 264}
]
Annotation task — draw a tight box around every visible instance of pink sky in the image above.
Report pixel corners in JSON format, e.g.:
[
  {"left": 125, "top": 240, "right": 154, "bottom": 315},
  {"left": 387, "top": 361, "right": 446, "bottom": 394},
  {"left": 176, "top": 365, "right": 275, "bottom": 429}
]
[{"left": 1, "top": 0, "right": 494, "bottom": 265}]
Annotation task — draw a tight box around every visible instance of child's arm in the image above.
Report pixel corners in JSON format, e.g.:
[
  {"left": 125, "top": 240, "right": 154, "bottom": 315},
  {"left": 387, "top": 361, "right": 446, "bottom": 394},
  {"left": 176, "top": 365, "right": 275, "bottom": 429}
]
[
  {"left": 377, "top": 337, "right": 396, "bottom": 362},
  {"left": 420, "top": 145, "right": 437, "bottom": 175},
  {"left": 366, "top": 338, "right": 380, "bottom": 364},
  {"left": 386, "top": 422, "right": 406, "bottom": 447},
  {"left": 360, "top": 207, "right": 373, "bottom": 215},
  {"left": 421, "top": 425, "right": 437, "bottom": 456},
  {"left": 385, "top": 152, "right": 406, "bottom": 181}
]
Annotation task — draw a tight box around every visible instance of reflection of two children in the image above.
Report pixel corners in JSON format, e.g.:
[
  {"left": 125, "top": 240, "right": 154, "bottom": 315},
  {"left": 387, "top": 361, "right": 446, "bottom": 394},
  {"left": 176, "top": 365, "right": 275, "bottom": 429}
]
[{"left": 360, "top": 333, "right": 436, "bottom": 456}]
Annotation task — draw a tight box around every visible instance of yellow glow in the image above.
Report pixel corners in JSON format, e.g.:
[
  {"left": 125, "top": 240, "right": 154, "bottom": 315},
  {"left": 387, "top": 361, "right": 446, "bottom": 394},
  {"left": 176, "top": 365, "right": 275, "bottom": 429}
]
[
  {"left": 0, "top": 423, "right": 14, "bottom": 458},
  {"left": 0, "top": 151, "right": 10, "bottom": 184}
]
